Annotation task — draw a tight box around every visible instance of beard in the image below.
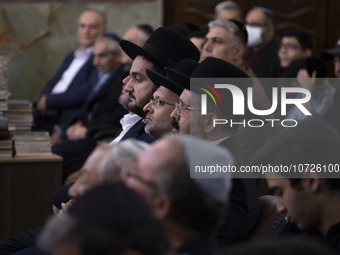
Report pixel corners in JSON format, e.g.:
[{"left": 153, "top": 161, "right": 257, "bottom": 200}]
[{"left": 191, "top": 116, "right": 206, "bottom": 138}]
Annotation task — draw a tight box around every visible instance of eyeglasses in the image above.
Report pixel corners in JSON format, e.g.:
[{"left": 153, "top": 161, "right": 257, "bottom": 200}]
[
  {"left": 150, "top": 98, "right": 176, "bottom": 109},
  {"left": 125, "top": 170, "right": 159, "bottom": 192},
  {"left": 279, "top": 43, "right": 300, "bottom": 50},
  {"left": 175, "top": 103, "right": 197, "bottom": 115}
]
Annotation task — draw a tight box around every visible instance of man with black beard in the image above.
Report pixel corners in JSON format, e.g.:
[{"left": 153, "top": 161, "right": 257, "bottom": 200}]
[{"left": 106, "top": 27, "right": 200, "bottom": 143}]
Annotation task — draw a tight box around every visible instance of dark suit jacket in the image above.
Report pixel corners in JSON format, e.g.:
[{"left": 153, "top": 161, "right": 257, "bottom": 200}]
[
  {"left": 41, "top": 51, "right": 97, "bottom": 123},
  {"left": 246, "top": 40, "right": 281, "bottom": 78},
  {"left": 120, "top": 119, "right": 155, "bottom": 143},
  {"left": 216, "top": 136, "right": 261, "bottom": 245},
  {"left": 80, "top": 64, "right": 128, "bottom": 137},
  {"left": 60, "top": 64, "right": 128, "bottom": 139}
]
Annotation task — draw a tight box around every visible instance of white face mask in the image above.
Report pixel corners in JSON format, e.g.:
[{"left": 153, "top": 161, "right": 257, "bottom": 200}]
[{"left": 246, "top": 25, "right": 263, "bottom": 47}]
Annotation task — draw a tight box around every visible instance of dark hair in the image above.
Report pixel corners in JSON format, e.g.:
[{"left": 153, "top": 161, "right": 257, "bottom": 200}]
[
  {"left": 251, "top": 118, "right": 340, "bottom": 192},
  {"left": 282, "top": 29, "right": 313, "bottom": 51},
  {"left": 56, "top": 218, "right": 169, "bottom": 255},
  {"left": 189, "top": 30, "right": 207, "bottom": 40}
]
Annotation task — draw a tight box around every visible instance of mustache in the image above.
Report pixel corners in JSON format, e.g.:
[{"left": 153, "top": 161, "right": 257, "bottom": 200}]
[
  {"left": 170, "top": 118, "right": 179, "bottom": 131},
  {"left": 128, "top": 92, "right": 135, "bottom": 100}
]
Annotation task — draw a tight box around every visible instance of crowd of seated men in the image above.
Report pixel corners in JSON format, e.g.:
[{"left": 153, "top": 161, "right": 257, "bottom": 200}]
[{"left": 2, "top": 2, "right": 340, "bottom": 255}]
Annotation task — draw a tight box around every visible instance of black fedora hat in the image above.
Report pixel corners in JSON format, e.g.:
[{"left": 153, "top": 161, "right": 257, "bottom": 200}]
[
  {"left": 120, "top": 27, "right": 200, "bottom": 68},
  {"left": 322, "top": 39, "right": 340, "bottom": 60},
  {"left": 146, "top": 58, "right": 198, "bottom": 95},
  {"left": 190, "top": 57, "right": 252, "bottom": 94},
  {"left": 189, "top": 57, "right": 254, "bottom": 125}
]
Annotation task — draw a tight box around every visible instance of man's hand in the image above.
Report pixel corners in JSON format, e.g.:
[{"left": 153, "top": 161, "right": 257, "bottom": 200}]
[
  {"left": 52, "top": 199, "right": 74, "bottom": 216},
  {"left": 67, "top": 121, "right": 87, "bottom": 141},
  {"left": 37, "top": 95, "right": 47, "bottom": 113},
  {"left": 50, "top": 130, "right": 62, "bottom": 146},
  {"left": 297, "top": 68, "right": 317, "bottom": 93}
]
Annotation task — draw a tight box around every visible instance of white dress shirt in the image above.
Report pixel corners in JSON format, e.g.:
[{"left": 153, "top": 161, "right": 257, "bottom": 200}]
[
  {"left": 51, "top": 47, "right": 93, "bottom": 94},
  {"left": 110, "top": 113, "right": 141, "bottom": 144}
]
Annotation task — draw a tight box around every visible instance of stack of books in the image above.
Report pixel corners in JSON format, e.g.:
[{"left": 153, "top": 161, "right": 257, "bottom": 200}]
[
  {"left": 6, "top": 99, "right": 33, "bottom": 131},
  {"left": 0, "top": 56, "right": 13, "bottom": 158},
  {"left": 12, "top": 131, "right": 52, "bottom": 157},
  {"left": 0, "top": 116, "right": 13, "bottom": 157}
]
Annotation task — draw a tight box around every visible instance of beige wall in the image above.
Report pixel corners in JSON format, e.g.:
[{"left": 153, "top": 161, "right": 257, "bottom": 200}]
[{"left": 0, "top": 1, "right": 162, "bottom": 101}]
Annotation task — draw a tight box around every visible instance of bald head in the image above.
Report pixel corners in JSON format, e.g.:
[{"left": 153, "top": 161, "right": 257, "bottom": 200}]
[
  {"left": 78, "top": 10, "right": 106, "bottom": 49},
  {"left": 120, "top": 26, "right": 151, "bottom": 65}
]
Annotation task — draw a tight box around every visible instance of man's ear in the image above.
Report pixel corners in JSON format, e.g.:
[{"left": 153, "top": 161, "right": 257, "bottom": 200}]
[
  {"left": 303, "top": 48, "right": 313, "bottom": 58},
  {"left": 202, "top": 112, "right": 218, "bottom": 133},
  {"left": 233, "top": 44, "right": 245, "bottom": 62},
  {"left": 152, "top": 194, "right": 171, "bottom": 219},
  {"left": 303, "top": 171, "right": 321, "bottom": 192}
]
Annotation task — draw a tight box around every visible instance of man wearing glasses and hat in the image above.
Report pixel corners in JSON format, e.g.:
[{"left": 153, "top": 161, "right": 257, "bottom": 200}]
[
  {"left": 149, "top": 57, "right": 260, "bottom": 246},
  {"left": 112, "top": 27, "right": 200, "bottom": 142}
]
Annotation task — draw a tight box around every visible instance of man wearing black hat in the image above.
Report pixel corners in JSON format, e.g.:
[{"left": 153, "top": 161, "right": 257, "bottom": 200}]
[
  {"left": 143, "top": 59, "right": 198, "bottom": 139},
  {"left": 109, "top": 27, "right": 200, "bottom": 142},
  {"left": 165, "top": 57, "right": 261, "bottom": 245}
]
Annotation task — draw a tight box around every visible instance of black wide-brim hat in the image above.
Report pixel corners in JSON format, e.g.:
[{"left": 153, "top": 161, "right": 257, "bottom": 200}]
[
  {"left": 146, "top": 58, "right": 198, "bottom": 95},
  {"left": 189, "top": 57, "right": 254, "bottom": 122},
  {"left": 120, "top": 27, "right": 200, "bottom": 68},
  {"left": 322, "top": 41, "right": 340, "bottom": 60},
  {"left": 190, "top": 57, "right": 252, "bottom": 92}
]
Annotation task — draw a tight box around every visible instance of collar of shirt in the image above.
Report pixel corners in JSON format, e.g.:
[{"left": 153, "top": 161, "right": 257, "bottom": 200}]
[
  {"left": 74, "top": 46, "right": 93, "bottom": 59},
  {"left": 121, "top": 113, "right": 142, "bottom": 130}
]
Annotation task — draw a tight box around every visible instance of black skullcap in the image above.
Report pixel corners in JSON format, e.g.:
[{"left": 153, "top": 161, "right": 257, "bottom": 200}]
[
  {"left": 137, "top": 24, "right": 154, "bottom": 37},
  {"left": 103, "top": 32, "right": 120, "bottom": 42}
]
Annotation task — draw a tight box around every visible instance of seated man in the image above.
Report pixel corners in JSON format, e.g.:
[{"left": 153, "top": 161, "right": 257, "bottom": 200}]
[
  {"left": 244, "top": 7, "right": 281, "bottom": 78},
  {"left": 123, "top": 134, "right": 233, "bottom": 255},
  {"left": 278, "top": 29, "right": 313, "bottom": 73},
  {"left": 39, "top": 183, "right": 170, "bottom": 255},
  {"left": 34, "top": 10, "right": 105, "bottom": 133},
  {"left": 108, "top": 27, "right": 200, "bottom": 143},
  {"left": 163, "top": 57, "right": 261, "bottom": 244},
  {"left": 214, "top": 1, "right": 243, "bottom": 22},
  {"left": 253, "top": 118, "right": 340, "bottom": 255},
  {"left": 52, "top": 34, "right": 127, "bottom": 179},
  {"left": 0, "top": 139, "right": 149, "bottom": 255}
]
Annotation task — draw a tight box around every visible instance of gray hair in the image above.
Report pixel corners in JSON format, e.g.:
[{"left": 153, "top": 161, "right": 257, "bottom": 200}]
[
  {"left": 38, "top": 214, "right": 77, "bottom": 251},
  {"left": 98, "top": 139, "right": 149, "bottom": 182},
  {"left": 95, "top": 36, "right": 120, "bottom": 53},
  {"left": 215, "top": 1, "right": 240, "bottom": 13},
  {"left": 208, "top": 18, "right": 245, "bottom": 46}
]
